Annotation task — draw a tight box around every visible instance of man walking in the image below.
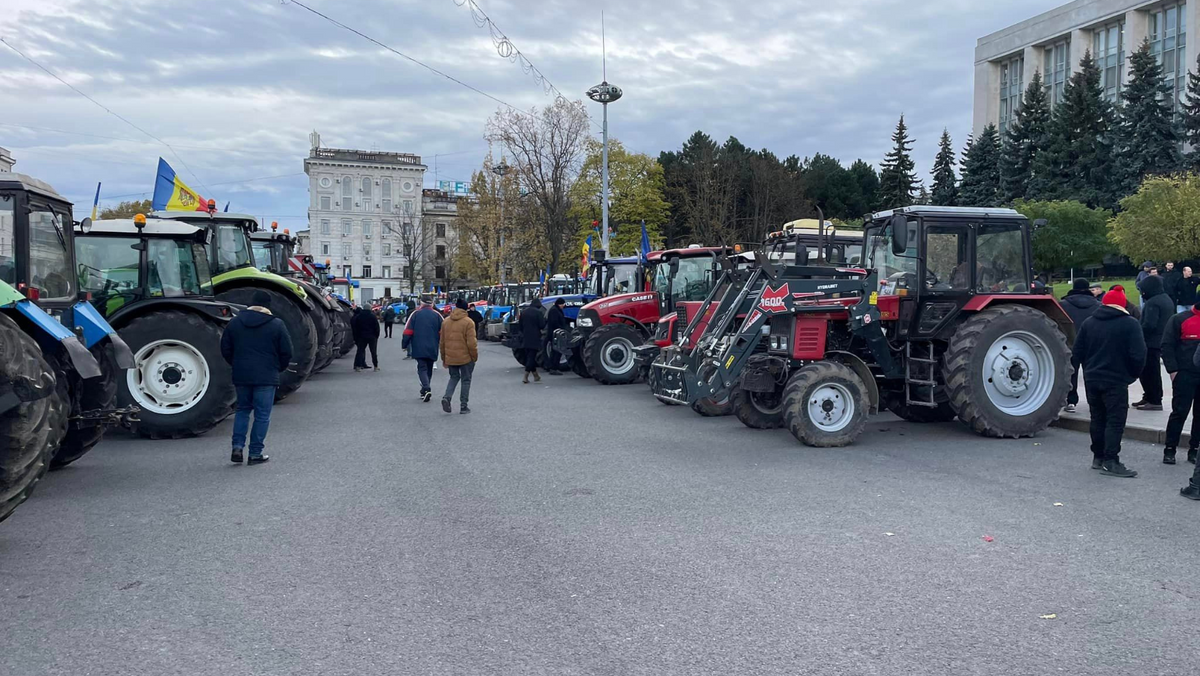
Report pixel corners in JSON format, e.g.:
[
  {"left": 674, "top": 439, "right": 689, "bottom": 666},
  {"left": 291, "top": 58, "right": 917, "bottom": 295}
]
[
  {"left": 382, "top": 304, "right": 397, "bottom": 338},
  {"left": 1135, "top": 274, "right": 1173, "bottom": 411},
  {"left": 1061, "top": 279, "right": 1100, "bottom": 413},
  {"left": 403, "top": 295, "right": 442, "bottom": 401},
  {"left": 1073, "top": 286, "right": 1147, "bottom": 477},
  {"left": 1161, "top": 302, "right": 1200, "bottom": 465},
  {"left": 351, "top": 305, "right": 380, "bottom": 372},
  {"left": 519, "top": 297, "right": 546, "bottom": 384},
  {"left": 440, "top": 298, "right": 478, "bottom": 414},
  {"left": 544, "top": 297, "right": 568, "bottom": 376},
  {"left": 220, "top": 290, "right": 293, "bottom": 465}
]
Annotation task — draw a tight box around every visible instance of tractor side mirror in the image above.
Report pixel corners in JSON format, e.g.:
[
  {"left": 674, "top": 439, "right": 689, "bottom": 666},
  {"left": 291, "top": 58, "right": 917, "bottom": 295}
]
[
  {"left": 78, "top": 217, "right": 92, "bottom": 234},
  {"left": 890, "top": 214, "right": 908, "bottom": 255},
  {"left": 1033, "top": 218, "right": 1048, "bottom": 230}
]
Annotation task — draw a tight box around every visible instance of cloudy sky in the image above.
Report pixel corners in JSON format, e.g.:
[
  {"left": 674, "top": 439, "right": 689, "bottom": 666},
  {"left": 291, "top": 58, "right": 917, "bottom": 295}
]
[{"left": 2, "top": 0, "right": 1059, "bottom": 231}]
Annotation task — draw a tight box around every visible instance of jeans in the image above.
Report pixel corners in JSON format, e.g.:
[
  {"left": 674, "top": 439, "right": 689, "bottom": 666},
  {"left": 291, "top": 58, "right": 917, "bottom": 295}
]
[
  {"left": 416, "top": 358, "right": 434, "bottom": 394},
  {"left": 524, "top": 348, "right": 539, "bottom": 372},
  {"left": 1166, "top": 370, "right": 1200, "bottom": 449},
  {"left": 232, "top": 385, "right": 276, "bottom": 457},
  {"left": 1139, "top": 347, "right": 1163, "bottom": 405},
  {"left": 444, "top": 362, "right": 474, "bottom": 405},
  {"left": 355, "top": 339, "right": 378, "bottom": 369},
  {"left": 1085, "top": 383, "right": 1128, "bottom": 462}
]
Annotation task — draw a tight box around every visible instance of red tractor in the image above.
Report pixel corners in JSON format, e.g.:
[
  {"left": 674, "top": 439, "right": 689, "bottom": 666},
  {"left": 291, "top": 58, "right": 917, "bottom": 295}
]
[{"left": 647, "top": 206, "right": 1073, "bottom": 446}]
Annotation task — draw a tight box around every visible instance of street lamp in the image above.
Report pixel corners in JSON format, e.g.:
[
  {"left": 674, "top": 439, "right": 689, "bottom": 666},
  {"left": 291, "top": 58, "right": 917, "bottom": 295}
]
[
  {"left": 587, "top": 81, "right": 622, "bottom": 257},
  {"left": 492, "top": 160, "right": 510, "bottom": 285}
]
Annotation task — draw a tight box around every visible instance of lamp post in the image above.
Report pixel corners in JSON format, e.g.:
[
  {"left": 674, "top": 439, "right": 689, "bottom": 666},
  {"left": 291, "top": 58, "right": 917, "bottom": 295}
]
[
  {"left": 587, "top": 81, "right": 622, "bottom": 258},
  {"left": 492, "top": 160, "right": 510, "bottom": 285}
]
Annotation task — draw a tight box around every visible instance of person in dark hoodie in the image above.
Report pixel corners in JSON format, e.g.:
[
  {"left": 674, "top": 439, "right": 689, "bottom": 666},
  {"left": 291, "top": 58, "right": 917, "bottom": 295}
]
[
  {"left": 466, "top": 302, "right": 484, "bottom": 337},
  {"left": 543, "top": 297, "right": 569, "bottom": 376},
  {"left": 519, "top": 297, "right": 546, "bottom": 384},
  {"left": 1073, "top": 286, "right": 1147, "bottom": 477},
  {"left": 1136, "top": 274, "right": 1174, "bottom": 410},
  {"left": 220, "top": 290, "right": 293, "bottom": 465},
  {"left": 351, "top": 306, "right": 381, "bottom": 372},
  {"left": 1160, "top": 302, "right": 1200, "bottom": 465},
  {"left": 1062, "top": 279, "right": 1101, "bottom": 412}
]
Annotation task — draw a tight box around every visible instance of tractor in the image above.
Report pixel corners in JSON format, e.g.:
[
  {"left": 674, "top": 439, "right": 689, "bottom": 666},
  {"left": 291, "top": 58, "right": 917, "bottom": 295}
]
[
  {"left": 0, "top": 171, "right": 136, "bottom": 522},
  {"left": 75, "top": 215, "right": 240, "bottom": 439},
  {"left": 249, "top": 224, "right": 350, "bottom": 368},
  {"left": 647, "top": 206, "right": 1072, "bottom": 447}
]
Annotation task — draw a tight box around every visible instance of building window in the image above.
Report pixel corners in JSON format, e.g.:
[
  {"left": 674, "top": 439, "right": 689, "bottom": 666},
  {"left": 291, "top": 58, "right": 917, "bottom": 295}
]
[
  {"left": 320, "top": 219, "right": 330, "bottom": 235},
  {"left": 342, "top": 176, "right": 352, "bottom": 211},
  {"left": 436, "top": 244, "right": 446, "bottom": 260},
  {"left": 362, "top": 219, "right": 373, "bottom": 238},
  {"left": 381, "top": 178, "right": 392, "bottom": 213},
  {"left": 402, "top": 199, "right": 414, "bottom": 215},
  {"left": 382, "top": 265, "right": 391, "bottom": 278},
  {"left": 342, "top": 265, "right": 351, "bottom": 277},
  {"left": 384, "top": 286, "right": 392, "bottom": 297},
  {"left": 383, "top": 242, "right": 392, "bottom": 256},
  {"left": 381, "top": 220, "right": 392, "bottom": 238},
  {"left": 998, "top": 55, "right": 1024, "bottom": 134},
  {"left": 342, "top": 219, "right": 352, "bottom": 235},
  {"left": 1043, "top": 40, "right": 1069, "bottom": 107},
  {"left": 435, "top": 266, "right": 446, "bottom": 279},
  {"left": 364, "top": 243, "right": 372, "bottom": 257},
  {"left": 321, "top": 242, "right": 330, "bottom": 255},
  {"left": 319, "top": 196, "right": 331, "bottom": 211},
  {"left": 362, "top": 265, "right": 372, "bottom": 278},
  {"left": 361, "top": 176, "right": 372, "bottom": 199},
  {"left": 1094, "top": 20, "right": 1125, "bottom": 102},
  {"left": 1151, "top": 3, "right": 1188, "bottom": 113},
  {"left": 342, "top": 242, "right": 351, "bottom": 257},
  {"left": 436, "top": 222, "right": 446, "bottom": 238}
]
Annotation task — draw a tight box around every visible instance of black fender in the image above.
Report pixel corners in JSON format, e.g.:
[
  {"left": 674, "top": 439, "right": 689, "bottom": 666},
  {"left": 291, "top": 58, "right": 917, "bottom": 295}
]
[
  {"left": 610, "top": 314, "right": 650, "bottom": 338},
  {"left": 826, "top": 350, "right": 880, "bottom": 414},
  {"left": 107, "top": 297, "right": 235, "bottom": 329},
  {"left": 295, "top": 279, "right": 334, "bottom": 311}
]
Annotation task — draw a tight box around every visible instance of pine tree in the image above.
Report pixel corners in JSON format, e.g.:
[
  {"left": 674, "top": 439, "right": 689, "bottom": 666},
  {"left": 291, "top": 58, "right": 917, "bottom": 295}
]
[
  {"left": 959, "top": 123, "right": 1002, "bottom": 206},
  {"left": 1000, "top": 70, "right": 1051, "bottom": 202},
  {"left": 958, "top": 133, "right": 974, "bottom": 187},
  {"left": 930, "top": 129, "right": 958, "bottom": 206},
  {"left": 1183, "top": 53, "right": 1200, "bottom": 169},
  {"left": 878, "top": 115, "right": 918, "bottom": 209},
  {"left": 916, "top": 183, "right": 931, "bottom": 205},
  {"left": 1117, "top": 39, "right": 1182, "bottom": 196},
  {"left": 1033, "top": 50, "right": 1117, "bottom": 209}
]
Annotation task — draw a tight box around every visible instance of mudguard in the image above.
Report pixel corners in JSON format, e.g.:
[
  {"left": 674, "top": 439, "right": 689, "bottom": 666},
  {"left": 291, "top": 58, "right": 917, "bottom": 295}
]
[
  {"left": 11, "top": 300, "right": 102, "bottom": 380},
  {"left": 66, "top": 301, "right": 135, "bottom": 369}
]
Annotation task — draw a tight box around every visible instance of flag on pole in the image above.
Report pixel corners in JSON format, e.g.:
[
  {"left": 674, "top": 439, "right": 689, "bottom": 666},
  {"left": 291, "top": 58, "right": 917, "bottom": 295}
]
[
  {"left": 151, "top": 158, "right": 207, "bottom": 212},
  {"left": 581, "top": 235, "right": 592, "bottom": 279},
  {"left": 90, "top": 182, "right": 101, "bottom": 221},
  {"left": 223, "top": 201, "right": 230, "bottom": 212},
  {"left": 639, "top": 219, "right": 651, "bottom": 262}
]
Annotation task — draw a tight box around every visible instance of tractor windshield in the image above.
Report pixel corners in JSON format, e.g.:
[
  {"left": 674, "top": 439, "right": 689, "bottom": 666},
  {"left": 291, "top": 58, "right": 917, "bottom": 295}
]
[
  {"left": 653, "top": 256, "right": 713, "bottom": 304},
  {"left": 866, "top": 222, "right": 918, "bottom": 294},
  {"left": 211, "top": 223, "right": 254, "bottom": 274},
  {"left": 0, "top": 196, "right": 14, "bottom": 286},
  {"left": 147, "top": 239, "right": 211, "bottom": 298},
  {"left": 605, "top": 263, "right": 639, "bottom": 296},
  {"left": 28, "top": 206, "right": 73, "bottom": 300},
  {"left": 975, "top": 221, "right": 1031, "bottom": 293},
  {"left": 76, "top": 235, "right": 140, "bottom": 313},
  {"left": 251, "top": 240, "right": 276, "bottom": 273}
]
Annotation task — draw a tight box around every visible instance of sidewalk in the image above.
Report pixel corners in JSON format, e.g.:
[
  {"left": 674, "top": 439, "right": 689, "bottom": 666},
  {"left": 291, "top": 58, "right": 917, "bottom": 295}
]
[{"left": 1053, "top": 362, "right": 1189, "bottom": 446}]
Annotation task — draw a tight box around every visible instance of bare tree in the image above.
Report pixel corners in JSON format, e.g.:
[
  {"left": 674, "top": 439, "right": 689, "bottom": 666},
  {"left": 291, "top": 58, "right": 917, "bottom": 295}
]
[{"left": 383, "top": 202, "right": 427, "bottom": 293}]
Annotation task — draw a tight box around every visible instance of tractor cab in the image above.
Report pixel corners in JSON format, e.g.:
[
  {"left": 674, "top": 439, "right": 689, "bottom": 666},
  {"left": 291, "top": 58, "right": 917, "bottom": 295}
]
[{"left": 248, "top": 224, "right": 298, "bottom": 276}]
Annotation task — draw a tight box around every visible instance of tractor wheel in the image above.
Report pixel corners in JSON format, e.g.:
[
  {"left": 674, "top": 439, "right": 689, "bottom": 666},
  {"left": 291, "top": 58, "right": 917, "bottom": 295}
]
[
  {"left": 646, "top": 353, "right": 680, "bottom": 405},
  {"left": 217, "top": 287, "right": 316, "bottom": 400},
  {"left": 731, "top": 382, "right": 785, "bottom": 429},
  {"left": 47, "top": 340, "right": 120, "bottom": 469},
  {"left": 692, "top": 390, "right": 732, "bottom": 417},
  {"left": 782, "top": 361, "right": 869, "bottom": 447},
  {"left": 887, "top": 399, "right": 958, "bottom": 423},
  {"left": 0, "top": 314, "right": 62, "bottom": 523},
  {"left": 511, "top": 347, "right": 526, "bottom": 366},
  {"left": 118, "top": 310, "right": 235, "bottom": 440},
  {"left": 329, "top": 310, "right": 348, "bottom": 359},
  {"left": 540, "top": 342, "right": 570, "bottom": 372},
  {"left": 309, "top": 300, "right": 334, "bottom": 373},
  {"left": 582, "top": 323, "right": 643, "bottom": 385},
  {"left": 339, "top": 312, "right": 355, "bottom": 356},
  {"left": 570, "top": 348, "right": 590, "bottom": 378},
  {"left": 943, "top": 305, "right": 1071, "bottom": 438}
]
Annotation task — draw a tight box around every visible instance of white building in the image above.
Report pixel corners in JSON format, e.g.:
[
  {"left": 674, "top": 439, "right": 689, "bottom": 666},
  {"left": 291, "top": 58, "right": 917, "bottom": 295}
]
[
  {"left": 0, "top": 147, "right": 14, "bottom": 172},
  {"left": 303, "top": 131, "right": 426, "bottom": 304},
  {"left": 421, "top": 188, "right": 468, "bottom": 290},
  {"left": 974, "top": 1, "right": 1196, "bottom": 136}
]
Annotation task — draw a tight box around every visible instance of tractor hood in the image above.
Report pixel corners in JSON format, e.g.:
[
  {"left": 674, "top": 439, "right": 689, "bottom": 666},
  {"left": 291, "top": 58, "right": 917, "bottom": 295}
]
[{"left": 583, "top": 291, "right": 658, "bottom": 314}]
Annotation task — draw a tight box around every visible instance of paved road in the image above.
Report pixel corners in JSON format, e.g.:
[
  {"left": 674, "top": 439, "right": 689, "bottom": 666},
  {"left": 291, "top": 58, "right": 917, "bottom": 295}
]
[{"left": 3, "top": 338, "right": 1199, "bottom": 675}]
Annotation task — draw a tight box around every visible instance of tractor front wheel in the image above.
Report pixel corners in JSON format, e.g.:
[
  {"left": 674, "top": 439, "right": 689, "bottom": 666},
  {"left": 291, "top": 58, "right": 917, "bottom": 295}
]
[
  {"left": 732, "top": 382, "right": 785, "bottom": 429},
  {"left": 943, "top": 305, "right": 1071, "bottom": 438},
  {"left": 218, "top": 288, "right": 317, "bottom": 400},
  {"left": 0, "top": 314, "right": 62, "bottom": 523},
  {"left": 782, "top": 361, "right": 869, "bottom": 447},
  {"left": 692, "top": 390, "right": 733, "bottom": 417},
  {"left": 582, "top": 323, "right": 643, "bottom": 385}
]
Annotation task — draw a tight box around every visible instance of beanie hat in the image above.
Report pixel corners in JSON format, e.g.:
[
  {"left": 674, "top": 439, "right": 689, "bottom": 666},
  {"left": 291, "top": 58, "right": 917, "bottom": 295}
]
[
  {"left": 1072, "top": 278, "right": 1090, "bottom": 291},
  {"left": 250, "top": 290, "right": 272, "bottom": 308},
  {"left": 456, "top": 298, "right": 469, "bottom": 310},
  {"left": 554, "top": 297, "right": 566, "bottom": 306},
  {"left": 1102, "top": 287, "right": 1127, "bottom": 308}
]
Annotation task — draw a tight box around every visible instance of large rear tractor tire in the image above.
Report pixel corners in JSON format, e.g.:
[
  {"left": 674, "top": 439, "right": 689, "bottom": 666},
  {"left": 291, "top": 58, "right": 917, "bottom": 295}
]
[
  {"left": 943, "top": 305, "right": 1071, "bottom": 438},
  {"left": 887, "top": 398, "right": 958, "bottom": 423},
  {"left": 47, "top": 340, "right": 120, "bottom": 469},
  {"left": 0, "top": 314, "right": 63, "bottom": 523},
  {"left": 582, "top": 323, "right": 643, "bottom": 385},
  {"left": 337, "top": 311, "right": 354, "bottom": 357},
  {"left": 329, "top": 309, "right": 348, "bottom": 359},
  {"left": 511, "top": 347, "right": 526, "bottom": 366},
  {"left": 118, "top": 310, "right": 235, "bottom": 440},
  {"left": 217, "top": 287, "right": 316, "bottom": 400},
  {"left": 309, "top": 300, "right": 334, "bottom": 373},
  {"left": 731, "top": 382, "right": 785, "bottom": 429},
  {"left": 782, "top": 361, "right": 869, "bottom": 447},
  {"left": 570, "top": 348, "right": 590, "bottom": 378}
]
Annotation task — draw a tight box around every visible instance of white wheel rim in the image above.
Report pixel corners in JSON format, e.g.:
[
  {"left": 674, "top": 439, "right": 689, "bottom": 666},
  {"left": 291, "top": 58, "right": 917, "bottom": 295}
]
[
  {"left": 127, "top": 339, "right": 211, "bottom": 415},
  {"left": 981, "top": 330, "right": 1054, "bottom": 416},
  {"left": 808, "top": 383, "right": 854, "bottom": 432},
  {"left": 601, "top": 336, "right": 635, "bottom": 375}
]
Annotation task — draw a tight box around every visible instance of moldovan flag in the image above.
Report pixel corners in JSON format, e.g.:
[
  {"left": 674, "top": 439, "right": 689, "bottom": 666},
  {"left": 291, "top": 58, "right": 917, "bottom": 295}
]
[
  {"left": 152, "top": 158, "right": 207, "bottom": 212},
  {"left": 581, "top": 235, "right": 592, "bottom": 279}
]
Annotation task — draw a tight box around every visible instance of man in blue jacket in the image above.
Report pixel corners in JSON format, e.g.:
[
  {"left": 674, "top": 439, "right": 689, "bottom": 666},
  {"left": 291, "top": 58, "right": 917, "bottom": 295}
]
[
  {"left": 402, "top": 295, "right": 443, "bottom": 402},
  {"left": 220, "top": 290, "right": 293, "bottom": 465}
]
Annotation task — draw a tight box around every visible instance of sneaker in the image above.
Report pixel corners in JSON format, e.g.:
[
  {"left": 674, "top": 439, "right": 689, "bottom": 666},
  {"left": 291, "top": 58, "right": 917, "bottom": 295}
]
[
  {"left": 374, "top": 366, "right": 380, "bottom": 372},
  {"left": 1164, "top": 448, "right": 1178, "bottom": 465},
  {"left": 355, "top": 367, "right": 363, "bottom": 372},
  {"left": 1100, "top": 460, "right": 1138, "bottom": 478},
  {"left": 1131, "top": 399, "right": 1147, "bottom": 408},
  {"left": 247, "top": 455, "right": 270, "bottom": 466},
  {"left": 1138, "top": 404, "right": 1164, "bottom": 411},
  {"left": 422, "top": 392, "right": 432, "bottom": 403},
  {"left": 460, "top": 406, "right": 471, "bottom": 414},
  {"left": 1091, "top": 456, "right": 1102, "bottom": 470},
  {"left": 441, "top": 398, "right": 451, "bottom": 413},
  {"left": 1065, "top": 403, "right": 1076, "bottom": 413},
  {"left": 1181, "top": 484, "right": 1200, "bottom": 500},
  {"left": 231, "top": 449, "right": 244, "bottom": 464}
]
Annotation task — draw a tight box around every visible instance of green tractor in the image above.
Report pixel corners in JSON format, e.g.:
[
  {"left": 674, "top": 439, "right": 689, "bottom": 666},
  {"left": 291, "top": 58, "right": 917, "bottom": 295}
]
[
  {"left": 0, "top": 171, "right": 136, "bottom": 523},
  {"left": 248, "top": 224, "right": 348, "bottom": 370},
  {"left": 75, "top": 215, "right": 238, "bottom": 439},
  {"left": 158, "top": 211, "right": 322, "bottom": 400}
]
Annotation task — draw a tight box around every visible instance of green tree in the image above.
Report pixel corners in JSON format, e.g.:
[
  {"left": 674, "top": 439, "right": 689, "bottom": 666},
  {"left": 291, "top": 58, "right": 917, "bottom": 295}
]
[
  {"left": 930, "top": 129, "right": 958, "bottom": 206},
  {"left": 1014, "top": 199, "right": 1113, "bottom": 275},
  {"left": 1001, "top": 70, "right": 1051, "bottom": 202},
  {"left": 878, "top": 115, "right": 918, "bottom": 209},
  {"left": 802, "top": 153, "right": 859, "bottom": 220},
  {"left": 1110, "top": 174, "right": 1200, "bottom": 263},
  {"left": 1183, "top": 53, "right": 1200, "bottom": 169},
  {"left": 98, "top": 199, "right": 152, "bottom": 219},
  {"left": 959, "top": 123, "right": 1002, "bottom": 206},
  {"left": 570, "top": 137, "right": 669, "bottom": 256},
  {"left": 1117, "top": 39, "right": 1182, "bottom": 196},
  {"left": 847, "top": 159, "right": 879, "bottom": 215}
]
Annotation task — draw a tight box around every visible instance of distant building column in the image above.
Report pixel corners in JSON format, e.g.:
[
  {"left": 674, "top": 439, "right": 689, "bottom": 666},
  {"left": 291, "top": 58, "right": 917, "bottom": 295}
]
[
  {"left": 1068, "top": 28, "right": 1091, "bottom": 73},
  {"left": 972, "top": 60, "right": 1000, "bottom": 137},
  {"left": 1021, "top": 45, "right": 1040, "bottom": 88},
  {"left": 1125, "top": 8, "right": 1150, "bottom": 87},
  {"left": 1188, "top": 3, "right": 1200, "bottom": 87}
]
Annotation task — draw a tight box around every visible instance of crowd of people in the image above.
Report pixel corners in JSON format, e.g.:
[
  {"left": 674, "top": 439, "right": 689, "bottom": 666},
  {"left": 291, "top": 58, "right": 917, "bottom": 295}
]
[{"left": 1066, "top": 261, "right": 1200, "bottom": 500}]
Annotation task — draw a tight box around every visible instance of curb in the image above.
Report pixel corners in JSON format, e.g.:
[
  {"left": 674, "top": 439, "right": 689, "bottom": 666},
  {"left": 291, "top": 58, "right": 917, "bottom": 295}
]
[{"left": 1051, "top": 416, "right": 1189, "bottom": 447}]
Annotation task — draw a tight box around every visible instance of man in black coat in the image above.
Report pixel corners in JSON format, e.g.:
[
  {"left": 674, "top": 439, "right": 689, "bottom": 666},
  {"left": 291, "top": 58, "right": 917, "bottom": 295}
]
[
  {"left": 1177, "top": 266, "right": 1200, "bottom": 313},
  {"left": 1073, "top": 286, "right": 1147, "bottom": 477},
  {"left": 1136, "top": 274, "right": 1174, "bottom": 410},
  {"left": 1161, "top": 303, "right": 1200, "bottom": 465},
  {"left": 351, "top": 306, "right": 381, "bottom": 372},
  {"left": 1163, "top": 261, "right": 1182, "bottom": 308},
  {"left": 220, "top": 290, "right": 294, "bottom": 465},
  {"left": 382, "top": 305, "right": 397, "bottom": 339},
  {"left": 1061, "top": 278, "right": 1101, "bottom": 412},
  {"left": 543, "top": 298, "right": 569, "bottom": 376},
  {"left": 467, "top": 304, "right": 485, "bottom": 337},
  {"left": 519, "top": 298, "right": 546, "bottom": 383}
]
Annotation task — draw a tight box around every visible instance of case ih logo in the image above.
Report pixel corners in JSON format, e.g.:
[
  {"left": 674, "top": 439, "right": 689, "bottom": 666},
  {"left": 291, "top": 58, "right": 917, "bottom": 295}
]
[{"left": 758, "top": 285, "right": 790, "bottom": 313}]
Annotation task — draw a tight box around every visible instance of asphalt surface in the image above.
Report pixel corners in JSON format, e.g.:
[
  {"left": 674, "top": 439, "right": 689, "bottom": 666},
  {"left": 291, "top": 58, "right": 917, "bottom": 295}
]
[{"left": 3, "top": 338, "right": 1200, "bottom": 675}]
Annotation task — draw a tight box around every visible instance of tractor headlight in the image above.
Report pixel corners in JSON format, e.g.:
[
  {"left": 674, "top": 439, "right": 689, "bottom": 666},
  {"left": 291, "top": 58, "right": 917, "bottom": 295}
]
[{"left": 577, "top": 317, "right": 594, "bottom": 327}]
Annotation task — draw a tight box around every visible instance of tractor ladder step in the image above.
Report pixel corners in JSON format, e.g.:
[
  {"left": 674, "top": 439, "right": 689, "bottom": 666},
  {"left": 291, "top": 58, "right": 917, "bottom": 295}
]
[{"left": 904, "top": 341, "right": 939, "bottom": 409}]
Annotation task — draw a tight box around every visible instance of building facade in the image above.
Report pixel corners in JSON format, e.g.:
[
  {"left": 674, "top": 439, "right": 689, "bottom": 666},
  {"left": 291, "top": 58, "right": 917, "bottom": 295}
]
[
  {"left": 303, "top": 131, "right": 426, "bottom": 304},
  {"left": 420, "top": 189, "right": 470, "bottom": 290},
  {"left": 974, "top": 0, "right": 1196, "bottom": 136}
]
